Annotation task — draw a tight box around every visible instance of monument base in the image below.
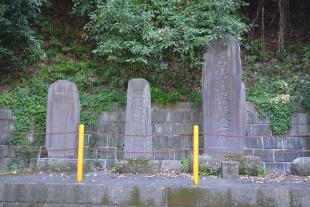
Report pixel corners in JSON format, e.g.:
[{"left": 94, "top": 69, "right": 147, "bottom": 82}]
[{"left": 32, "top": 158, "right": 181, "bottom": 173}]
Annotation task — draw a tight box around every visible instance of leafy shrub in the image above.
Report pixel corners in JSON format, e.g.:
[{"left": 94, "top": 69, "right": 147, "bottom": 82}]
[
  {"left": 240, "top": 167, "right": 267, "bottom": 176},
  {"left": 74, "top": 0, "right": 246, "bottom": 72},
  {"left": 200, "top": 168, "right": 221, "bottom": 176},
  {"left": 0, "top": 0, "right": 46, "bottom": 71},
  {"left": 180, "top": 156, "right": 191, "bottom": 173}
]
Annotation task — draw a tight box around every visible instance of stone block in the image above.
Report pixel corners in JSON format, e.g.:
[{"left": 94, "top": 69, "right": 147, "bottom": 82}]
[
  {"left": 284, "top": 162, "right": 291, "bottom": 173},
  {"left": 263, "top": 137, "right": 283, "bottom": 149},
  {"left": 166, "top": 136, "right": 182, "bottom": 148},
  {"left": 107, "top": 135, "right": 122, "bottom": 147},
  {"left": 265, "top": 162, "right": 285, "bottom": 172},
  {"left": 3, "top": 183, "right": 47, "bottom": 203},
  {"left": 290, "top": 125, "right": 299, "bottom": 135},
  {"left": 295, "top": 113, "right": 310, "bottom": 125},
  {"left": 151, "top": 110, "right": 166, "bottom": 123},
  {"left": 166, "top": 111, "right": 183, "bottom": 123},
  {"left": 274, "top": 150, "right": 294, "bottom": 162},
  {"left": 199, "top": 154, "right": 224, "bottom": 169},
  {"left": 290, "top": 188, "right": 310, "bottom": 207},
  {"left": 256, "top": 116, "right": 271, "bottom": 124},
  {"left": 299, "top": 125, "right": 310, "bottom": 134},
  {"left": 174, "top": 123, "right": 192, "bottom": 135},
  {"left": 245, "top": 125, "right": 252, "bottom": 135},
  {"left": 245, "top": 137, "right": 262, "bottom": 149},
  {"left": 244, "top": 149, "right": 254, "bottom": 156},
  {"left": 96, "top": 149, "right": 116, "bottom": 159},
  {"left": 166, "top": 102, "right": 192, "bottom": 111},
  {"left": 225, "top": 155, "right": 262, "bottom": 170},
  {"left": 0, "top": 145, "right": 14, "bottom": 158},
  {"left": 155, "top": 123, "right": 174, "bottom": 135},
  {"left": 105, "top": 123, "right": 121, "bottom": 133},
  {"left": 252, "top": 124, "right": 272, "bottom": 136},
  {"left": 154, "top": 136, "right": 168, "bottom": 148},
  {"left": 184, "top": 136, "right": 193, "bottom": 148},
  {"left": 198, "top": 186, "right": 230, "bottom": 207},
  {"left": 98, "top": 112, "right": 109, "bottom": 123},
  {"left": 229, "top": 186, "right": 259, "bottom": 207},
  {"left": 254, "top": 149, "right": 274, "bottom": 162},
  {"left": 96, "top": 135, "right": 107, "bottom": 147},
  {"left": 246, "top": 110, "right": 256, "bottom": 124},
  {"left": 174, "top": 150, "right": 191, "bottom": 160},
  {"left": 221, "top": 161, "right": 239, "bottom": 179},
  {"left": 154, "top": 149, "right": 174, "bottom": 160},
  {"left": 160, "top": 160, "right": 181, "bottom": 170},
  {"left": 0, "top": 158, "right": 10, "bottom": 170},
  {"left": 108, "top": 111, "right": 125, "bottom": 122},
  {"left": 116, "top": 147, "right": 124, "bottom": 160},
  {"left": 282, "top": 137, "right": 303, "bottom": 149}
]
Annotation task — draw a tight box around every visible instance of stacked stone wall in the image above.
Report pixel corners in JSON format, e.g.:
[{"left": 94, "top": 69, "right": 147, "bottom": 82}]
[{"left": 1, "top": 102, "right": 309, "bottom": 172}]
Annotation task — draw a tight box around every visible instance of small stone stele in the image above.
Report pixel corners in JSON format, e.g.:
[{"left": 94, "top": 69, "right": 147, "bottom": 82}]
[
  {"left": 221, "top": 161, "right": 239, "bottom": 179},
  {"left": 124, "top": 78, "right": 153, "bottom": 160}
]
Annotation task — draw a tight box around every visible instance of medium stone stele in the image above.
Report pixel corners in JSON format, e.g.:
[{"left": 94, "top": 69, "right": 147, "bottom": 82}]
[
  {"left": 124, "top": 78, "right": 153, "bottom": 160},
  {"left": 45, "top": 80, "right": 80, "bottom": 158}
]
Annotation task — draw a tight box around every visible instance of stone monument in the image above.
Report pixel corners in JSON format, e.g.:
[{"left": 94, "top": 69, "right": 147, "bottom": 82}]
[
  {"left": 124, "top": 78, "right": 153, "bottom": 160},
  {"left": 45, "top": 80, "right": 80, "bottom": 158},
  {"left": 202, "top": 37, "right": 246, "bottom": 154}
]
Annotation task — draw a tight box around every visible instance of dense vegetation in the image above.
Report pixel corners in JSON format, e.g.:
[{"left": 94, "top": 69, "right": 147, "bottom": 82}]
[
  {"left": 0, "top": 0, "right": 309, "bottom": 165},
  {"left": 0, "top": 0, "right": 45, "bottom": 72}
]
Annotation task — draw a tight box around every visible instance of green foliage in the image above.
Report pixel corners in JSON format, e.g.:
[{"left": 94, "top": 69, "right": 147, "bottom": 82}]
[
  {"left": 0, "top": 0, "right": 46, "bottom": 71},
  {"left": 111, "top": 162, "right": 125, "bottom": 173},
  {"left": 200, "top": 168, "right": 221, "bottom": 176},
  {"left": 244, "top": 43, "right": 310, "bottom": 135},
  {"left": 0, "top": 54, "right": 125, "bottom": 168},
  {"left": 76, "top": 0, "right": 246, "bottom": 71},
  {"left": 240, "top": 167, "right": 267, "bottom": 176},
  {"left": 180, "top": 156, "right": 191, "bottom": 173}
]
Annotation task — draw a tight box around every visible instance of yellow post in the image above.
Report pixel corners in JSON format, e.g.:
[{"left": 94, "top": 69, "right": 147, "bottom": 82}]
[
  {"left": 193, "top": 125, "right": 199, "bottom": 185},
  {"left": 77, "top": 124, "right": 84, "bottom": 183}
]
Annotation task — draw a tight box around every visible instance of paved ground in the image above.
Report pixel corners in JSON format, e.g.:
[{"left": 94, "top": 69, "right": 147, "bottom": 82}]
[
  {"left": 1, "top": 172, "right": 310, "bottom": 206},
  {"left": 1, "top": 172, "right": 309, "bottom": 189}
]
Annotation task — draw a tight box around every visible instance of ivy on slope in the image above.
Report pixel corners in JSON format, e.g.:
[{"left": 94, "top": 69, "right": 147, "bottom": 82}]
[
  {"left": 0, "top": 55, "right": 125, "bottom": 150},
  {"left": 244, "top": 42, "right": 310, "bottom": 135}
]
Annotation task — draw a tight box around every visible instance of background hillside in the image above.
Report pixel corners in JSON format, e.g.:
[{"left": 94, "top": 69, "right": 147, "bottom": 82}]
[{"left": 0, "top": 0, "right": 309, "bottom": 151}]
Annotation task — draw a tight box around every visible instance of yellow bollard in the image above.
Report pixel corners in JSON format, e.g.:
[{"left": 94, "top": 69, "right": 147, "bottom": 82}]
[
  {"left": 193, "top": 125, "right": 199, "bottom": 185},
  {"left": 77, "top": 124, "right": 84, "bottom": 183}
]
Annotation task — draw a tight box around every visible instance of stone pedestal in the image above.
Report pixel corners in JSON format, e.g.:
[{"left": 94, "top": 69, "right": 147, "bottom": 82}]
[{"left": 221, "top": 161, "right": 239, "bottom": 179}]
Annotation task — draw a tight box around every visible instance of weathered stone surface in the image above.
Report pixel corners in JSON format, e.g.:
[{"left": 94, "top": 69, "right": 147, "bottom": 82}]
[
  {"left": 45, "top": 80, "right": 80, "bottom": 158},
  {"left": 200, "top": 154, "right": 261, "bottom": 172},
  {"left": 199, "top": 154, "right": 224, "bottom": 169},
  {"left": 124, "top": 79, "right": 153, "bottom": 160},
  {"left": 1, "top": 174, "right": 310, "bottom": 206},
  {"left": 202, "top": 37, "right": 246, "bottom": 154},
  {"left": 225, "top": 154, "right": 262, "bottom": 170},
  {"left": 291, "top": 157, "right": 310, "bottom": 176},
  {"left": 221, "top": 161, "right": 239, "bottom": 179}
]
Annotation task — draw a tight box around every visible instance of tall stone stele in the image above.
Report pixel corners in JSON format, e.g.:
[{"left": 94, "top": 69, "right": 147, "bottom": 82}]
[
  {"left": 45, "top": 80, "right": 80, "bottom": 158},
  {"left": 124, "top": 78, "right": 153, "bottom": 160},
  {"left": 203, "top": 37, "right": 246, "bottom": 154}
]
